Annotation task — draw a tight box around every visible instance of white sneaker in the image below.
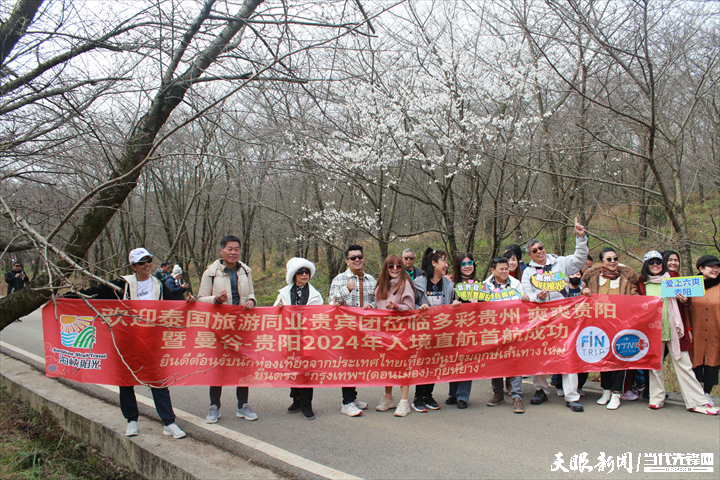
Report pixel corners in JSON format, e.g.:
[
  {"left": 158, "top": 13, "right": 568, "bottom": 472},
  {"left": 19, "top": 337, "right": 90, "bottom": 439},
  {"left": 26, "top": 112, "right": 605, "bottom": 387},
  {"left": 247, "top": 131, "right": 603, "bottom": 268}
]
[
  {"left": 125, "top": 421, "right": 138, "bottom": 436},
  {"left": 704, "top": 393, "right": 715, "bottom": 407},
  {"left": 597, "top": 389, "right": 612, "bottom": 405},
  {"left": 376, "top": 395, "right": 397, "bottom": 411},
  {"left": 394, "top": 399, "right": 411, "bottom": 417},
  {"left": 163, "top": 423, "right": 186, "bottom": 438},
  {"left": 607, "top": 393, "right": 621, "bottom": 410},
  {"left": 556, "top": 389, "right": 564, "bottom": 397},
  {"left": 354, "top": 399, "right": 368, "bottom": 409},
  {"left": 341, "top": 402, "right": 363, "bottom": 417},
  {"left": 236, "top": 403, "right": 258, "bottom": 421}
]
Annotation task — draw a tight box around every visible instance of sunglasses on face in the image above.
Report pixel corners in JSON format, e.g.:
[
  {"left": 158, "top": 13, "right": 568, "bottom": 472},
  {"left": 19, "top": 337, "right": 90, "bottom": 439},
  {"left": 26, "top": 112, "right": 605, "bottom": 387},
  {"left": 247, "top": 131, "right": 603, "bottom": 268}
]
[
  {"left": 604, "top": 257, "right": 619, "bottom": 262},
  {"left": 403, "top": 257, "right": 414, "bottom": 261},
  {"left": 296, "top": 268, "right": 311, "bottom": 275},
  {"left": 388, "top": 264, "right": 403, "bottom": 270},
  {"left": 348, "top": 255, "right": 364, "bottom": 261},
  {"left": 531, "top": 245, "right": 545, "bottom": 254},
  {"left": 647, "top": 259, "right": 663, "bottom": 266},
  {"left": 460, "top": 261, "right": 474, "bottom": 267},
  {"left": 133, "top": 258, "right": 152, "bottom": 266}
]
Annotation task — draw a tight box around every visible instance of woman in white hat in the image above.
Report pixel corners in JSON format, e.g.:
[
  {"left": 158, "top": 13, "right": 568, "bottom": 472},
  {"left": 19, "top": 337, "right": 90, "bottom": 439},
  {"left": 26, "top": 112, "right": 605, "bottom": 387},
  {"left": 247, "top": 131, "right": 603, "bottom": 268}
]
[{"left": 274, "top": 257, "right": 323, "bottom": 419}]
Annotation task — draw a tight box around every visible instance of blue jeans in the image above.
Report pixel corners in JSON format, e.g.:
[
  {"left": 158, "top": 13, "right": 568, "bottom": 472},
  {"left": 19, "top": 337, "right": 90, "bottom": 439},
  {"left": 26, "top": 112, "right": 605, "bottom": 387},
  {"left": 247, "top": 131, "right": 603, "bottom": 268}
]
[{"left": 455, "top": 380, "right": 473, "bottom": 402}]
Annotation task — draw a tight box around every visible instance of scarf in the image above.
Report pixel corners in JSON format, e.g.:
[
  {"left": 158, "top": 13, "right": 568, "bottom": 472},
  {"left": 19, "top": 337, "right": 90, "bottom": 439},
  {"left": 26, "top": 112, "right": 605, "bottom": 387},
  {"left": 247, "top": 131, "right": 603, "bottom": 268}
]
[
  {"left": 290, "top": 284, "right": 310, "bottom": 306},
  {"left": 704, "top": 276, "right": 720, "bottom": 291},
  {"left": 600, "top": 267, "right": 621, "bottom": 280},
  {"left": 647, "top": 273, "right": 684, "bottom": 360}
]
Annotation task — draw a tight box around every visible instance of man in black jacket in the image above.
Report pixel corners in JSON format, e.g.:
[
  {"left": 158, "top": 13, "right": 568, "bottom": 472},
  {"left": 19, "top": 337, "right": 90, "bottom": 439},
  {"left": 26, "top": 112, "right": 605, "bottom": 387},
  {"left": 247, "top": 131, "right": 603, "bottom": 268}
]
[{"left": 5, "top": 262, "right": 29, "bottom": 322}]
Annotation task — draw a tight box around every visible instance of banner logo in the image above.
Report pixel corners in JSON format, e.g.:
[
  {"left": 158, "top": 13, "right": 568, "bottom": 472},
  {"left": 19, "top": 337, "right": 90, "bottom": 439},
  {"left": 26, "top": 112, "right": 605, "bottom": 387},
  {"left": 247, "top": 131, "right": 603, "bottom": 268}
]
[
  {"left": 576, "top": 327, "right": 610, "bottom": 363},
  {"left": 612, "top": 329, "right": 649, "bottom": 361},
  {"left": 59, "top": 315, "right": 96, "bottom": 349}
]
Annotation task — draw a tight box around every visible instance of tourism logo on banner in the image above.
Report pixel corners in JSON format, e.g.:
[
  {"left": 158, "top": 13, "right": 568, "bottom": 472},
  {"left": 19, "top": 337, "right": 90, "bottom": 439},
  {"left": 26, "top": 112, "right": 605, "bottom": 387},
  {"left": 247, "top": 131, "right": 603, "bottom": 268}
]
[
  {"left": 530, "top": 271, "right": 567, "bottom": 292},
  {"left": 612, "top": 329, "right": 649, "bottom": 361},
  {"left": 59, "top": 315, "right": 96, "bottom": 349},
  {"left": 576, "top": 327, "right": 610, "bottom": 363}
]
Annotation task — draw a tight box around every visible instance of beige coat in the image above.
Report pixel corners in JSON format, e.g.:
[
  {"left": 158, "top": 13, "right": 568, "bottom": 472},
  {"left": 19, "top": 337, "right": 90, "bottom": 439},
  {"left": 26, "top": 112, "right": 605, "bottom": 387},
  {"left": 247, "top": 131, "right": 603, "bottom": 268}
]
[
  {"left": 197, "top": 259, "right": 256, "bottom": 305},
  {"left": 688, "top": 282, "right": 720, "bottom": 367}
]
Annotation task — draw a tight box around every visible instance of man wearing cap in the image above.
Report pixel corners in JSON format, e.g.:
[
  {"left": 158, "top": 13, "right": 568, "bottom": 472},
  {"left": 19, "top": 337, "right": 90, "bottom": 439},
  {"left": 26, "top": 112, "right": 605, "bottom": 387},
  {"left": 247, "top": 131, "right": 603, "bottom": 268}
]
[
  {"left": 165, "top": 265, "right": 191, "bottom": 300},
  {"left": 521, "top": 217, "right": 589, "bottom": 412},
  {"left": 329, "top": 244, "right": 376, "bottom": 417},
  {"left": 5, "top": 261, "right": 29, "bottom": 321},
  {"left": 198, "top": 235, "right": 259, "bottom": 424},
  {"left": 687, "top": 255, "right": 720, "bottom": 405},
  {"left": 69, "top": 247, "right": 192, "bottom": 439}
]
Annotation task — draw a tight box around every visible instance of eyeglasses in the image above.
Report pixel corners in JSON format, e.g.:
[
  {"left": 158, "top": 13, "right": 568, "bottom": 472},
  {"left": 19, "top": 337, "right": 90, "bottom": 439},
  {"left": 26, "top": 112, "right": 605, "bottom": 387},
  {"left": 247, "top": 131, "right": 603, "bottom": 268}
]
[
  {"left": 531, "top": 245, "right": 545, "bottom": 254},
  {"left": 460, "top": 260, "right": 474, "bottom": 267},
  {"left": 647, "top": 259, "right": 663, "bottom": 266},
  {"left": 296, "top": 268, "right": 311, "bottom": 275},
  {"left": 133, "top": 258, "right": 152, "bottom": 266},
  {"left": 348, "top": 255, "right": 364, "bottom": 261},
  {"left": 403, "top": 257, "right": 415, "bottom": 261},
  {"left": 388, "top": 264, "right": 403, "bottom": 270},
  {"left": 604, "top": 256, "right": 619, "bottom": 262}
]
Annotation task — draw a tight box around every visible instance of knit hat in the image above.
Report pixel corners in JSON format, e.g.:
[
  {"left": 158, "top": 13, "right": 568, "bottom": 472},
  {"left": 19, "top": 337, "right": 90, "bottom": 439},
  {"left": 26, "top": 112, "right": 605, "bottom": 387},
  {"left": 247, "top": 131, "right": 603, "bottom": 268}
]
[
  {"left": 128, "top": 248, "right": 152, "bottom": 264},
  {"left": 285, "top": 257, "right": 315, "bottom": 285},
  {"left": 172, "top": 265, "right": 183, "bottom": 277},
  {"left": 643, "top": 250, "right": 662, "bottom": 264}
]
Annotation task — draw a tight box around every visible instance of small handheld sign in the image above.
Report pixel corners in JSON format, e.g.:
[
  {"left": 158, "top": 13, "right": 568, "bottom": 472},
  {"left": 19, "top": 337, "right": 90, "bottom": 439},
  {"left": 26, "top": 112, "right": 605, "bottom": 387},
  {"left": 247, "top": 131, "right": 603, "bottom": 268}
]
[
  {"left": 454, "top": 282, "right": 522, "bottom": 302},
  {"left": 660, "top": 276, "right": 705, "bottom": 298},
  {"left": 530, "top": 271, "right": 567, "bottom": 292}
]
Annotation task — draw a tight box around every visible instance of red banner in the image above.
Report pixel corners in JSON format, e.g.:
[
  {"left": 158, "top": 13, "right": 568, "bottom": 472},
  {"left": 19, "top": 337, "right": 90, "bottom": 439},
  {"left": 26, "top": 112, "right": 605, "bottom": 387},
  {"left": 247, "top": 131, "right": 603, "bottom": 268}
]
[{"left": 43, "top": 296, "right": 663, "bottom": 387}]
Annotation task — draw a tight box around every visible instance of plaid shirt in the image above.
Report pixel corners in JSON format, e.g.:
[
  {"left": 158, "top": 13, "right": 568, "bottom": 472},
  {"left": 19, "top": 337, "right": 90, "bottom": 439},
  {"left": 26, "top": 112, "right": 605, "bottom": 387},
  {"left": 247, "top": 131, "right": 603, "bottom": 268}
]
[{"left": 329, "top": 269, "right": 376, "bottom": 308}]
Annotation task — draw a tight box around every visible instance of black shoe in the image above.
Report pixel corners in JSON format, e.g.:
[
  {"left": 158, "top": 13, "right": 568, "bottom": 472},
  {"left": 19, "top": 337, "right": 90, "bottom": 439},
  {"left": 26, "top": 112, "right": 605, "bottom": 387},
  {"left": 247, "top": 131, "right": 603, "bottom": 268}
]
[
  {"left": 566, "top": 401, "right": 584, "bottom": 412},
  {"left": 302, "top": 408, "right": 315, "bottom": 420},
  {"left": 15, "top": 319, "right": 22, "bottom": 322},
  {"left": 445, "top": 396, "right": 458, "bottom": 405},
  {"left": 287, "top": 399, "right": 301, "bottom": 414},
  {"left": 530, "top": 389, "right": 548, "bottom": 405},
  {"left": 457, "top": 399, "right": 468, "bottom": 409},
  {"left": 412, "top": 398, "right": 428, "bottom": 412},
  {"left": 424, "top": 395, "right": 440, "bottom": 410}
]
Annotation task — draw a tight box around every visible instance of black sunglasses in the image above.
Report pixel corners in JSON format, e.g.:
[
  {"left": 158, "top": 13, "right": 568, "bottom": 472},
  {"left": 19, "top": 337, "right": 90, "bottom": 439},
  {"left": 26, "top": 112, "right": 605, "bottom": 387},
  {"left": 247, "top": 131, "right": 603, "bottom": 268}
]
[
  {"left": 134, "top": 257, "right": 153, "bottom": 266},
  {"left": 531, "top": 245, "right": 545, "bottom": 254},
  {"left": 647, "top": 259, "right": 663, "bottom": 266},
  {"left": 296, "top": 268, "right": 311, "bottom": 275},
  {"left": 348, "top": 255, "right": 364, "bottom": 261},
  {"left": 604, "top": 256, "right": 619, "bottom": 262}
]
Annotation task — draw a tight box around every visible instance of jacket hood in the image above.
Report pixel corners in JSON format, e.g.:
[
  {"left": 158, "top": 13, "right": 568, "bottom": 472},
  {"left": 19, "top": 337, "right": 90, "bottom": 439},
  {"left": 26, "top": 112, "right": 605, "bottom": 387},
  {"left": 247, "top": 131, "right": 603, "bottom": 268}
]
[{"left": 285, "top": 257, "right": 316, "bottom": 284}]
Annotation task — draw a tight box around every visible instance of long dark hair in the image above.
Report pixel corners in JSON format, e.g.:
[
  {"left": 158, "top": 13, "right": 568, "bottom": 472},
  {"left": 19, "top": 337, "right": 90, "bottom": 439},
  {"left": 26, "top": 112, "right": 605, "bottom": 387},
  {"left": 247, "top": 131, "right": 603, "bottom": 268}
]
[
  {"left": 503, "top": 250, "right": 522, "bottom": 278},
  {"left": 662, "top": 250, "right": 680, "bottom": 271},
  {"left": 452, "top": 252, "right": 476, "bottom": 284},
  {"left": 422, "top": 247, "right": 447, "bottom": 279},
  {"left": 639, "top": 258, "right": 667, "bottom": 283},
  {"left": 376, "top": 255, "right": 411, "bottom": 300}
]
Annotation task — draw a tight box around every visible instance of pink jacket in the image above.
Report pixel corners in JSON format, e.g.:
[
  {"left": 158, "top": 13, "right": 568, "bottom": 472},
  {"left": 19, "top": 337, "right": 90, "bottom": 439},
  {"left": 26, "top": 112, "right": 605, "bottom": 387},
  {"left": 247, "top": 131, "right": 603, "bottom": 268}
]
[{"left": 375, "top": 280, "right": 415, "bottom": 311}]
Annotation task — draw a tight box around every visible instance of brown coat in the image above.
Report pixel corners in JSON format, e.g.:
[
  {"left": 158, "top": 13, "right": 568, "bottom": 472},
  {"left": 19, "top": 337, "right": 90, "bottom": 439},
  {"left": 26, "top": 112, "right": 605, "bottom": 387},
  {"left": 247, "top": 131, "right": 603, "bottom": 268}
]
[
  {"left": 687, "top": 282, "right": 720, "bottom": 367},
  {"left": 582, "top": 265, "right": 638, "bottom": 296}
]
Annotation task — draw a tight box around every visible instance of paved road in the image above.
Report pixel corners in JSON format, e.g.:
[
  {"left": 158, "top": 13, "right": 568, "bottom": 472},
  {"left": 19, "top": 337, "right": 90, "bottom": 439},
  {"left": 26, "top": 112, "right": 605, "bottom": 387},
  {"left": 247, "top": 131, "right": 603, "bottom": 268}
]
[{"left": 2, "top": 309, "right": 718, "bottom": 479}]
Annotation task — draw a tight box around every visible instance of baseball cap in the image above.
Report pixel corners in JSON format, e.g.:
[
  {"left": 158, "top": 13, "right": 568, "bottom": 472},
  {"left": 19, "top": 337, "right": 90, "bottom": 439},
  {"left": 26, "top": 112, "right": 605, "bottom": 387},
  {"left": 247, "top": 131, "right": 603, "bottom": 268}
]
[{"left": 128, "top": 248, "right": 153, "bottom": 264}]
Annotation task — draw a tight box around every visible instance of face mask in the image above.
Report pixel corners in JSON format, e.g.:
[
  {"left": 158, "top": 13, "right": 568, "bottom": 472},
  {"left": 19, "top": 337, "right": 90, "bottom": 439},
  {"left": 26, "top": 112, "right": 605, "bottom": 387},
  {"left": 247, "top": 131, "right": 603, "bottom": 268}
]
[{"left": 569, "top": 277, "right": 582, "bottom": 286}]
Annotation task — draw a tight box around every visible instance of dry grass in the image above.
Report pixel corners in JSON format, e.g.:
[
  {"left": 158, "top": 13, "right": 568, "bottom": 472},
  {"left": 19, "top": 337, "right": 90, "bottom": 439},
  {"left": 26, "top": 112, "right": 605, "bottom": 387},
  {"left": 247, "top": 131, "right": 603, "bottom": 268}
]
[{"left": 0, "top": 386, "right": 143, "bottom": 480}]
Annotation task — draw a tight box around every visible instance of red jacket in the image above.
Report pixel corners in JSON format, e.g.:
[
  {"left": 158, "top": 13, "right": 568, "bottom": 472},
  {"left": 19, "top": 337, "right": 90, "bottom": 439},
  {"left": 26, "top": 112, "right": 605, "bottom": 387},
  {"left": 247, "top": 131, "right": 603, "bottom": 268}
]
[{"left": 637, "top": 271, "right": 692, "bottom": 351}]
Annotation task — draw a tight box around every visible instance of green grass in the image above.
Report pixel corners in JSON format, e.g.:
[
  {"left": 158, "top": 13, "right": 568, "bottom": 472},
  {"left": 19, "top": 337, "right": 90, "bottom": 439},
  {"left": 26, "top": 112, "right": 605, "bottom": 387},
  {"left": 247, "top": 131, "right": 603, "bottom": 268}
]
[{"left": 0, "top": 386, "right": 143, "bottom": 480}]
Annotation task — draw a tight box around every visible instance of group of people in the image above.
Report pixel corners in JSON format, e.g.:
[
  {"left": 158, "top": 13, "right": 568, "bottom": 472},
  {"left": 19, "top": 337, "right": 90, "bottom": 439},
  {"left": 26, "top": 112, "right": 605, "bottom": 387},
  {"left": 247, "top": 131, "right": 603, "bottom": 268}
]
[{"left": 58, "top": 223, "right": 719, "bottom": 439}]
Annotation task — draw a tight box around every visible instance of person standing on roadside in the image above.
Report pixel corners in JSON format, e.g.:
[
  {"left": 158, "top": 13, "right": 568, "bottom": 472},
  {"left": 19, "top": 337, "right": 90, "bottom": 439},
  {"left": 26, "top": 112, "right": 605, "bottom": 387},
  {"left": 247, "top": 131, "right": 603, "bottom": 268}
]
[
  {"left": 198, "top": 235, "right": 259, "bottom": 424},
  {"left": 329, "top": 244, "right": 376, "bottom": 417},
  {"left": 5, "top": 262, "right": 29, "bottom": 322},
  {"left": 68, "top": 247, "right": 192, "bottom": 439}
]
